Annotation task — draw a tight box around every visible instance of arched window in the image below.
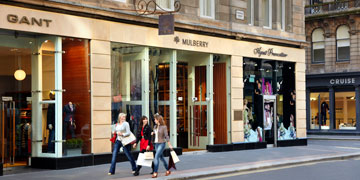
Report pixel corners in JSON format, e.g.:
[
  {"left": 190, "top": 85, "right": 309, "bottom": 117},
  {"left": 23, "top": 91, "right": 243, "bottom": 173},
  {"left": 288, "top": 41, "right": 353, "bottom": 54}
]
[
  {"left": 336, "top": 25, "right": 350, "bottom": 61},
  {"left": 312, "top": 28, "right": 325, "bottom": 63}
]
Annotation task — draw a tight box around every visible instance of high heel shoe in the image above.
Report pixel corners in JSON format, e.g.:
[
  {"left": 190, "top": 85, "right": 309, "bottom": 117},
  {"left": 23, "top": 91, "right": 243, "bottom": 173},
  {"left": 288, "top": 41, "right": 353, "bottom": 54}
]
[
  {"left": 165, "top": 170, "right": 171, "bottom": 176},
  {"left": 152, "top": 172, "right": 158, "bottom": 178}
]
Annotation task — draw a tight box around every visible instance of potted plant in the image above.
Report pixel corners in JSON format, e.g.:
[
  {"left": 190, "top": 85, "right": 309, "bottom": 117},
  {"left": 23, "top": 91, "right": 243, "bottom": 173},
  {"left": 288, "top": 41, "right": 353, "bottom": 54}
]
[{"left": 65, "top": 138, "right": 83, "bottom": 156}]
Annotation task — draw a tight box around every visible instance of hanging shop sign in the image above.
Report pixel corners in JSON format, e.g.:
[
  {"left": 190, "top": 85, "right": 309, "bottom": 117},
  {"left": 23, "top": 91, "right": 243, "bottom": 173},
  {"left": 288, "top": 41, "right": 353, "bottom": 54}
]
[
  {"left": 6, "top": 14, "right": 52, "bottom": 27},
  {"left": 174, "top": 36, "right": 209, "bottom": 48},
  {"left": 253, "top": 47, "right": 287, "bottom": 58},
  {"left": 159, "top": 14, "right": 174, "bottom": 35}
]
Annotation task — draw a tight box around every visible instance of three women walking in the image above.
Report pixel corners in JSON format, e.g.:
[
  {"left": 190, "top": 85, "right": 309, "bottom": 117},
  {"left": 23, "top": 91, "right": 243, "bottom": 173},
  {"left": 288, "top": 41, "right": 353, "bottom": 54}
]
[{"left": 108, "top": 113, "right": 174, "bottom": 178}]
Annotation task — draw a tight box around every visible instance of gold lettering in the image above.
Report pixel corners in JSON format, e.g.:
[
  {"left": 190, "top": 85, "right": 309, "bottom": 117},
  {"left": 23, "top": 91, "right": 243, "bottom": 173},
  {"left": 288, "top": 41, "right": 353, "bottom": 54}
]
[
  {"left": 7, "top": 14, "right": 18, "bottom": 23},
  {"left": 43, "top": 19, "right": 52, "bottom": 27},
  {"left": 31, "top": 17, "right": 42, "bottom": 26},
  {"left": 19, "top": 16, "right": 30, "bottom": 25}
]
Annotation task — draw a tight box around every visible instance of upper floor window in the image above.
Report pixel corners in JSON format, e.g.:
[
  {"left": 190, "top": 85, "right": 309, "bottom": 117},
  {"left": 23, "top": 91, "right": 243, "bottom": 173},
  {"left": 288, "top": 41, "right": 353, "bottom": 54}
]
[
  {"left": 336, "top": 25, "right": 350, "bottom": 61},
  {"left": 248, "top": 0, "right": 292, "bottom": 31},
  {"left": 200, "top": 0, "right": 215, "bottom": 19},
  {"left": 312, "top": 28, "right": 325, "bottom": 63},
  {"left": 157, "top": 0, "right": 174, "bottom": 11},
  {"left": 262, "top": 0, "right": 271, "bottom": 28}
]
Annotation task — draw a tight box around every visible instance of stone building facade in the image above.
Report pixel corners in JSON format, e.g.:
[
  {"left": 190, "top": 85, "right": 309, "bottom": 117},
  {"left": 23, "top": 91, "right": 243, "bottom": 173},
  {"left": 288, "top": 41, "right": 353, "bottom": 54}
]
[
  {"left": 0, "top": 0, "right": 306, "bottom": 169},
  {"left": 305, "top": 0, "right": 360, "bottom": 133}
]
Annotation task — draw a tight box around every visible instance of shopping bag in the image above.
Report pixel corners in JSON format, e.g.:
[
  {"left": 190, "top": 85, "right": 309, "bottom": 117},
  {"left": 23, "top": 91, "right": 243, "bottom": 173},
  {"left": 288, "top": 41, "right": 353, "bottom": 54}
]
[
  {"left": 144, "top": 151, "right": 154, "bottom": 160},
  {"left": 137, "top": 153, "right": 152, "bottom": 167},
  {"left": 120, "top": 132, "right": 136, "bottom": 146},
  {"left": 170, "top": 150, "right": 180, "bottom": 163}
]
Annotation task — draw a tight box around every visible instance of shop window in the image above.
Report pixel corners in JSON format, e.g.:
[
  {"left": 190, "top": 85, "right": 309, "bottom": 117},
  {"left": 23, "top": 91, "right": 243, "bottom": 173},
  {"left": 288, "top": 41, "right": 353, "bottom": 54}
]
[
  {"left": 111, "top": 43, "right": 144, "bottom": 139},
  {"left": 243, "top": 58, "right": 296, "bottom": 142},
  {"left": 200, "top": 0, "right": 215, "bottom": 19},
  {"left": 310, "top": 92, "right": 329, "bottom": 130},
  {"left": 335, "top": 92, "right": 356, "bottom": 130},
  {"left": 62, "top": 38, "right": 91, "bottom": 155},
  {"left": 336, "top": 25, "right": 350, "bottom": 61},
  {"left": 312, "top": 28, "right": 325, "bottom": 63}
]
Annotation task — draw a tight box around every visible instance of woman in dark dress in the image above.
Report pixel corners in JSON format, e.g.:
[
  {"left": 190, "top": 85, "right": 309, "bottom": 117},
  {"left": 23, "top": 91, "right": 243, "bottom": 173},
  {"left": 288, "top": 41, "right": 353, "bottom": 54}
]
[{"left": 133, "top": 116, "right": 154, "bottom": 175}]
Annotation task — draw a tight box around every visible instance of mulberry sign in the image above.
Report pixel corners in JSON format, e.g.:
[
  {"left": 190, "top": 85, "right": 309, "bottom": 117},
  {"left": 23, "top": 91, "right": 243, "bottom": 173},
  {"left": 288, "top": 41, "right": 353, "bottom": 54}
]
[
  {"left": 253, "top": 47, "right": 287, "bottom": 57},
  {"left": 174, "top": 36, "right": 209, "bottom": 48}
]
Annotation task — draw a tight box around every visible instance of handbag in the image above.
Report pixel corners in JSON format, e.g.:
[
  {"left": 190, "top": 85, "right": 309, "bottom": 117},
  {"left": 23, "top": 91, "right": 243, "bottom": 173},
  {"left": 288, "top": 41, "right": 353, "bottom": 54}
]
[
  {"left": 119, "top": 132, "right": 136, "bottom": 146},
  {"left": 170, "top": 150, "right": 180, "bottom": 163},
  {"left": 144, "top": 151, "right": 154, "bottom": 160},
  {"left": 110, "top": 132, "right": 117, "bottom": 143},
  {"left": 137, "top": 153, "right": 152, "bottom": 167}
]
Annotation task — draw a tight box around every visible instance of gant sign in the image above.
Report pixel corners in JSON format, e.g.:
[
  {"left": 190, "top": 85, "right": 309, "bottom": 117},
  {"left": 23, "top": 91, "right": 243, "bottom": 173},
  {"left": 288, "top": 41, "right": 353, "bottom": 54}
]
[{"left": 7, "top": 14, "right": 52, "bottom": 27}]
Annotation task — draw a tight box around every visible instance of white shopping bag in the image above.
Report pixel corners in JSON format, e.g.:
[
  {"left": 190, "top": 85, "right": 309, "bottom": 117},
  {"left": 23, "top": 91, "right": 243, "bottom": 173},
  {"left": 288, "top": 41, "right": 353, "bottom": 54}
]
[
  {"left": 137, "top": 153, "right": 152, "bottom": 167},
  {"left": 170, "top": 150, "right": 180, "bottom": 163}
]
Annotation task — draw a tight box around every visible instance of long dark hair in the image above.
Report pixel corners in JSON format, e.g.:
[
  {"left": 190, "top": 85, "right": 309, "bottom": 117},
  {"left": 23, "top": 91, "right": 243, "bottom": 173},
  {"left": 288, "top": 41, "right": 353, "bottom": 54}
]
[
  {"left": 154, "top": 114, "right": 166, "bottom": 126},
  {"left": 139, "top": 116, "right": 148, "bottom": 128}
]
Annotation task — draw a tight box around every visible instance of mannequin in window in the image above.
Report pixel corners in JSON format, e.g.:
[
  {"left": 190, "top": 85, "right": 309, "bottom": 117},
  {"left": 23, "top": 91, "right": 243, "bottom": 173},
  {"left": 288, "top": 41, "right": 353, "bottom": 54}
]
[
  {"left": 253, "top": 78, "right": 262, "bottom": 131},
  {"left": 63, "top": 101, "right": 76, "bottom": 139},
  {"left": 320, "top": 101, "right": 329, "bottom": 126},
  {"left": 47, "top": 92, "right": 56, "bottom": 153}
]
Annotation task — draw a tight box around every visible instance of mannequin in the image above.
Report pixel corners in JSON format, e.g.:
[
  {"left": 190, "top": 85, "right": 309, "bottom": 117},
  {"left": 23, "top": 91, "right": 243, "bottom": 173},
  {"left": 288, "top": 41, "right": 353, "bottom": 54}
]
[
  {"left": 63, "top": 101, "right": 76, "bottom": 139},
  {"left": 320, "top": 101, "right": 329, "bottom": 126},
  {"left": 47, "top": 92, "right": 56, "bottom": 153}
]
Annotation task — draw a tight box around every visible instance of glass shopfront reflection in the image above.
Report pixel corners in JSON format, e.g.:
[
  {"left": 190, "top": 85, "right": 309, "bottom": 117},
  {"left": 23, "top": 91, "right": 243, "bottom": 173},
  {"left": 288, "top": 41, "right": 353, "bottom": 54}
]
[
  {"left": 243, "top": 58, "right": 296, "bottom": 144},
  {"left": 335, "top": 92, "right": 356, "bottom": 130}
]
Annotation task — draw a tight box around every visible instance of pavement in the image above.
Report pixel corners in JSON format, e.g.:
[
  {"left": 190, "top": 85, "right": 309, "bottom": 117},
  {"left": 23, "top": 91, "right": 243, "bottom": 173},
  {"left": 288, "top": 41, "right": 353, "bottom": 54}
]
[{"left": 2, "top": 136, "right": 360, "bottom": 180}]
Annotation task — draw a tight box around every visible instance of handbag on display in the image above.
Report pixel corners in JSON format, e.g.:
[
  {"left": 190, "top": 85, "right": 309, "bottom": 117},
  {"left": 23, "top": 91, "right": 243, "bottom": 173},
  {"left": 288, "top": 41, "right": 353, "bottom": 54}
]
[
  {"left": 119, "top": 132, "right": 136, "bottom": 146},
  {"left": 170, "top": 150, "right": 180, "bottom": 163},
  {"left": 137, "top": 153, "right": 153, "bottom": 167},
  {"left": 144, "top": 151, "right": 154, "bottom": 160}
]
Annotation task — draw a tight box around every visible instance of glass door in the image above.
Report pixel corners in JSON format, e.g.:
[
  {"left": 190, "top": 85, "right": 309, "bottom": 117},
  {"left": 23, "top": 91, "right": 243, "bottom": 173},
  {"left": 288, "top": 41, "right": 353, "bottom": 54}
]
[
  {"left": 310, "top": 92, "right": 329, "bottom": 130},
  {"left": 263, "top": 95, "right": 277, "bottom": 146},
  {"left": 0, "top": 33, "right": 34, "bottom": 167}
]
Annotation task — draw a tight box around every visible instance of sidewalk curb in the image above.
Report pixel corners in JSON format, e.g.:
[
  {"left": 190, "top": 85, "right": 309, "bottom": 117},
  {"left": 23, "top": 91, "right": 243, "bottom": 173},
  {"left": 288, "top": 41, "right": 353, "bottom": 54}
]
[{"left": 153, "top": 152, "right": 360, "bottom": 180}]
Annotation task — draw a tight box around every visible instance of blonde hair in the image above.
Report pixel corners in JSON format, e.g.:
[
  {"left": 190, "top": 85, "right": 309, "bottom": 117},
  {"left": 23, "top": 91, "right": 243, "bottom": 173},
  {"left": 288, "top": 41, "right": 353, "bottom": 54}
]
[{"left": 118, "top": 113, "right": 127, "bottom": 122}]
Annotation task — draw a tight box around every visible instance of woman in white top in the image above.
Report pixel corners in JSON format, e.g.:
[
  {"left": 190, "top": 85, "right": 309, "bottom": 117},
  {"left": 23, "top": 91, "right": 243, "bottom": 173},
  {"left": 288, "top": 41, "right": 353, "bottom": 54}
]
[{"left": 108, "top": 113, "right": 137, "bottom": 176}]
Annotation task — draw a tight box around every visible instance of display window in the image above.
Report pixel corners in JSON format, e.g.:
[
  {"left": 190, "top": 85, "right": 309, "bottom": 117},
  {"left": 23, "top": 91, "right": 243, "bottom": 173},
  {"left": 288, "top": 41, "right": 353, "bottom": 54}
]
[
  {"left": 243, "top": 58, "right": 296, "bottom": 143},
  {"left": 0, "top": 31, "right": 91, "bottom": 166},
  {"left": 335, "top": 91, "right": 356, "bottom": 130},
  {"left": 309, "top": 92, "right": 329, "bottom": 130},
  {"left": 111, "top": 43, "right": 145, "bottom": 138}
]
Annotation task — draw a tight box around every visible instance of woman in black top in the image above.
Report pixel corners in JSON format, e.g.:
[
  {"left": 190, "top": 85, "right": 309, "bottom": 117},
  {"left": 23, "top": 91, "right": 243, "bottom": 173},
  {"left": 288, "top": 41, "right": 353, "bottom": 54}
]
[{"left": 133, "top": 116, "right": 154, "bottom": 175}]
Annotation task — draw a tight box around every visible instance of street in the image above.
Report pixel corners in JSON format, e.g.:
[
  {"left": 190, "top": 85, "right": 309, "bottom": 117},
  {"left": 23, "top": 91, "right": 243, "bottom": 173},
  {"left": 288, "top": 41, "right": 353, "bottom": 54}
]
[
  {"left": 1, "top": 138, "right": 360, "bottom": 180},
  {"left": 195, "top": 157, "right": 360, "bottom": 180}
]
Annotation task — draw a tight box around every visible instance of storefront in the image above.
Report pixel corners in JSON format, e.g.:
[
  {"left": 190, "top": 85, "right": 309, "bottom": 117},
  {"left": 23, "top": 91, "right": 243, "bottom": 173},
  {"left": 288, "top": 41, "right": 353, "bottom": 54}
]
[
  {"left": 0, "top": 4, "right": 306, "bottom": 169},
  {"left": 307, "top": 72, "right": 360, "bottom": 133}
]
